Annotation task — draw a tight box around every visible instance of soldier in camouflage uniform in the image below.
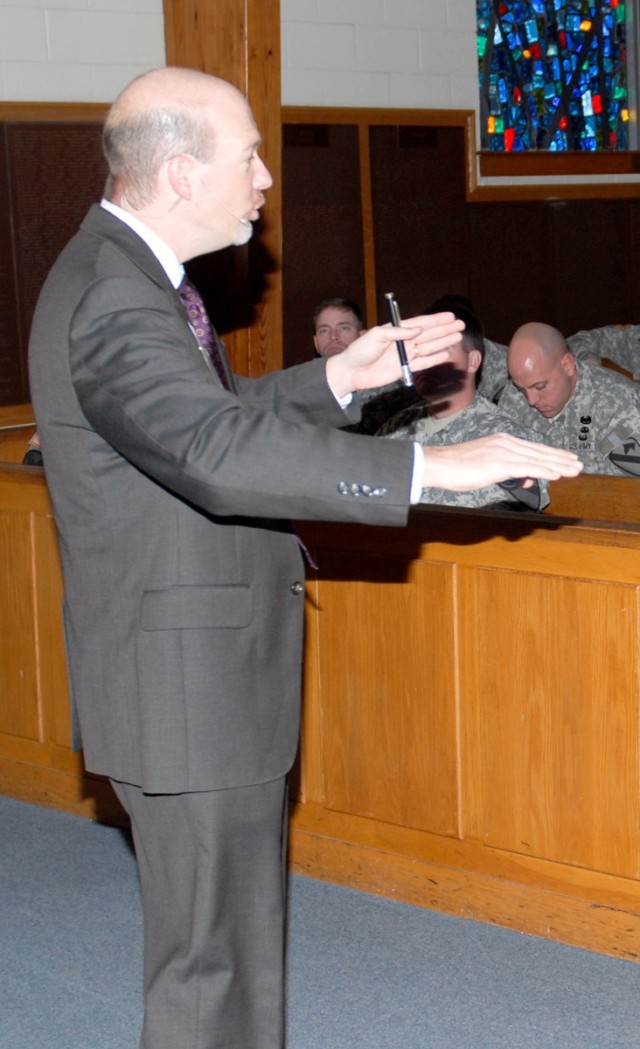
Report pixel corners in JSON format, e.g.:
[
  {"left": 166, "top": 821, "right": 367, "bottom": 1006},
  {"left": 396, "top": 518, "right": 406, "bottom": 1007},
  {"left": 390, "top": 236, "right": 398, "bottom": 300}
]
[
  {"left": 567, "top": 325, "right": 640, "bottom": 380},
  {"left": 479, "top": 325, "right": 640, "bottom": 403},
  {"left": 379, "top": 301, "right": 550, "bottom": 510},
  {"left": 500, "top": 322, "right": 640, "bottom": 476}
]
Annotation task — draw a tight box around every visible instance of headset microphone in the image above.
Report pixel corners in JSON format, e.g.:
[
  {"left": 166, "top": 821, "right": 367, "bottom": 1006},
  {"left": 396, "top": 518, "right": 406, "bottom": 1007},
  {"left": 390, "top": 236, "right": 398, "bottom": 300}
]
[{"left": 213, "top": 194, "right": 253, "bottom": 229}]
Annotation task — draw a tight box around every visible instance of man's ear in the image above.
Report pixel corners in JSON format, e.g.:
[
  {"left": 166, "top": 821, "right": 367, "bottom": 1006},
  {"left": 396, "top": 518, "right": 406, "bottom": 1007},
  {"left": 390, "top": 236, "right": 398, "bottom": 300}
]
[
  {"left": 561, "top": 351, "right": 577, "bottom": 377},
  {"left": 166, "top": 154, "right": 196, "bottom": 201},
  {"left": 467, "top": 348, "right": 482, "bottom": 375}
]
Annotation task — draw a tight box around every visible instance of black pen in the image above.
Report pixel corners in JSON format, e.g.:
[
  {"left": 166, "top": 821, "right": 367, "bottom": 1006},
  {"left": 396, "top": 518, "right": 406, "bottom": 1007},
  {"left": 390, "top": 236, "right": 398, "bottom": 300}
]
[{"left": 385, "top": 292, "right": 414, "bottom": 387}]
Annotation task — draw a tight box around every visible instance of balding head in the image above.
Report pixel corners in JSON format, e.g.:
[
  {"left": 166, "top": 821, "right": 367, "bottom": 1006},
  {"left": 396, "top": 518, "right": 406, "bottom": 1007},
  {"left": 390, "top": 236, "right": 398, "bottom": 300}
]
[
  {"left": 103, "top": 67, "right": 245, "bottom": 209},
  {"left": 101, "top": 66, "right": 272, "bottom": 261},
  {"left": 507, "top": 322, "right": 577, "bottom": 418}
]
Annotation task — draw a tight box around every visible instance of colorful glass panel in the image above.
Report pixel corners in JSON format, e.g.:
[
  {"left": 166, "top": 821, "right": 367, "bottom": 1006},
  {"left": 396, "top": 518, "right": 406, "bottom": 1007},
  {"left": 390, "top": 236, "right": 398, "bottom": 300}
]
[{"left": 477, "top": 1, "right": 630, "bottom": 150}]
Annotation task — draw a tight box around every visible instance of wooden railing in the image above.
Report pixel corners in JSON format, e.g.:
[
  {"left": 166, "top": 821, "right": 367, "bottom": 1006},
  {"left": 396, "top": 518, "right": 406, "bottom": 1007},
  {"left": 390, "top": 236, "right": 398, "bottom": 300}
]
[{"left": 2, "top": 440, "right": 640, "bottom": 958}]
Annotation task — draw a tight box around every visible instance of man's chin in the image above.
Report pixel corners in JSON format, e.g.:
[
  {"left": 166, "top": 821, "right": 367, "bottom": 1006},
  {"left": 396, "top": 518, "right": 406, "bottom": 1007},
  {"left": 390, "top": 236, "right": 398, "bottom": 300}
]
[{"left": 233, "top": 222, "right": 254, "bottom": 246}]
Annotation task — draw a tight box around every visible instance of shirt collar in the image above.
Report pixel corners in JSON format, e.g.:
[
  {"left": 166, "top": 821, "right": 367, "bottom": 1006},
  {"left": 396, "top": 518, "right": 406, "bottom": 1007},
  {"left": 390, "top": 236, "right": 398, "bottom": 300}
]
[{"left": 100, "top": 199, "right": 184, "bottom": 289}]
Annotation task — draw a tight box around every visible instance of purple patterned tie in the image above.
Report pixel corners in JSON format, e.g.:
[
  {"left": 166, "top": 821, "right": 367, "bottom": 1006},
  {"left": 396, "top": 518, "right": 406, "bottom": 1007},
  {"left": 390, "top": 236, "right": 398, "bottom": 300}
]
[{"left": 178, "top": 275, "right": 230, "bottom": 389}]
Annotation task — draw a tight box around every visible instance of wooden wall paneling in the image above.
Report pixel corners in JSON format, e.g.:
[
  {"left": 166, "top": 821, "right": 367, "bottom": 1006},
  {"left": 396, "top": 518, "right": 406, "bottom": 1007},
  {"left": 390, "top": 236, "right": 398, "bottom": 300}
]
[
  {"left": 0, "top": 465, "right": 125, "bottom": 823},
  {"left": 0, "top": 126, "right": 25, "bottom": 405},
  {"left": 281, "top": 123, "right": 366, "bottom": 368},
  {"left": 369, "top": 124, "right": 469, "bottom": 318},
  {"left": 163, "top": 0, "right": 283, "bottom": 378},
  {"left": 0, "top": 504, "right": 40, "bottom": 739},
  {"left": 459, "top": 564, "right": 640, "bottom": 879},
  {"left": 290, "top": 512, "right": 640, "bottom": 962},
  {"left": 311, "top": 550, "right": 460, "bottom": 837},
  {"left": 466, "top": 201, "right": 554, "bottom": 344},
  {"left": 7, "top": 463, "right": 640, "bottom": 955},
  {"left": 545, "top": 474, "right": 640, "bottom": 524},
  {"left": 0, "top": 119, "right": 106, "bottom": 405},
  {"left": 7, "top": 122, "right": 105, "bottom": 344},
  {"left": 32, "top": 511, "right": 70, "bottom": 749},
  {"left": 549, "top": 200, "right": 632, "bottom": 334},
  {"left": 357, "top": 122, "right": 378, "bottom": 330},
  {"left": 625, "top": 200, "right": 640, "bottom": 322}
]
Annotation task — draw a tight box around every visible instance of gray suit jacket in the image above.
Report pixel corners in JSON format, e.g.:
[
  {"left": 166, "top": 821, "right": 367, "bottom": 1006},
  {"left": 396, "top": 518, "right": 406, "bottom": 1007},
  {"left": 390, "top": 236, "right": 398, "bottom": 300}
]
[{"left": 28, "top": 205, "right": 414, "bottom": 793}]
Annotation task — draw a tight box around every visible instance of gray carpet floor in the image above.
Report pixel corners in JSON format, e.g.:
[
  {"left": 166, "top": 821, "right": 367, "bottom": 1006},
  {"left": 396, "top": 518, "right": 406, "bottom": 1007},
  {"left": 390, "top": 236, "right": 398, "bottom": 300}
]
[{"left": 1, "top": 794, "right": 638, "bottom": 1049}]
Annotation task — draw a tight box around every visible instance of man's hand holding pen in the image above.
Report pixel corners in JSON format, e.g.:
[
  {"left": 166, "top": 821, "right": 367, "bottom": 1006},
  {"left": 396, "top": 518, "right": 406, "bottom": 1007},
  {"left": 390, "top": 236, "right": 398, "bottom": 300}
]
[{"left": 325, "top": 311, "right": 465, "bottom": 401}]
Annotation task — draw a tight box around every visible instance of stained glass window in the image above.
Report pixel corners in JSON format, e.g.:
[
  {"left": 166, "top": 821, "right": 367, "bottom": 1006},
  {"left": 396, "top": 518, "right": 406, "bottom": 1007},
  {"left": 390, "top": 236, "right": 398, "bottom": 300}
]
[{"left": 477, "top": 1, "right": 637, "bottom": 151}]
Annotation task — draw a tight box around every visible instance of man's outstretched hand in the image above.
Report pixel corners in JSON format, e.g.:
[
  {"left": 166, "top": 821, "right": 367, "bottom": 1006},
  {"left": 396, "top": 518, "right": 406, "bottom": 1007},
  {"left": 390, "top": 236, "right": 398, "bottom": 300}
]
[{"left": 421, "top": 433, "right": 584, "bottom": 492}]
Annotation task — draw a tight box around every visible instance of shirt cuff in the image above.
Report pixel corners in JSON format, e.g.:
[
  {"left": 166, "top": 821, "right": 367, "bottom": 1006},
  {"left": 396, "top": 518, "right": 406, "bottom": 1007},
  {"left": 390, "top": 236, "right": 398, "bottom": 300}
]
[{"left": 410, "top": 443, "right": 424, "bottom": 504}]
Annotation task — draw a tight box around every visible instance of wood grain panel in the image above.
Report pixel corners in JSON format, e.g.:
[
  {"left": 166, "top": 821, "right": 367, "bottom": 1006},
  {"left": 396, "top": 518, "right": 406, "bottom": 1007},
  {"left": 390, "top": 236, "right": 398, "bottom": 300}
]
[
  {"left": 549, "top": 199, "right": 630, "bottom": 334},
  {"left": 6, "top": 462, "right": 640, "bottom": 958},
  {"left": 0, "top": 125, "right": 22, "bottom": 405},
  {"left": 0, "top": 508, "right": 40, "bottom": 739},
  {"left": 32, "top": 513, "right": 69, "bottom": 747},
  {"left": 289, "top": 806, "right": 640, "bottom": 962},
  {"left": 282, "top": 123, "right": 365, "bottom": 368},
  {"left": 316, "top": 554, "right": 459, "bottom": 837},
  {"left": 467, "top": 201, "right": 553, "bottom": 343},
  {"left": 369, "top": 124, "right": 468, "bottom": 317},
  {"left": 460, "top": 568, "right": 640, "bottom": 878},
  {"left": 163, "top": 0, "right": 283, "bottom": 379}
]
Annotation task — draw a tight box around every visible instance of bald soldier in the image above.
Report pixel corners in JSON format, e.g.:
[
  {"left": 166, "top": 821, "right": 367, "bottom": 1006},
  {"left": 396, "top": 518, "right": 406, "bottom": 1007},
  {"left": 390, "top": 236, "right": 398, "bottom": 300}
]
[{"left": 499, "top": 322, "right": 640, "bottom": 476}]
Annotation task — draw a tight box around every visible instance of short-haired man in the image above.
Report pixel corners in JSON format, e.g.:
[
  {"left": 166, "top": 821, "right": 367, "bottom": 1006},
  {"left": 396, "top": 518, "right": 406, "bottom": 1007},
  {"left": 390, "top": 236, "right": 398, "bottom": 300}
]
[
  {"left": 500, "top": 322, "right": 640, "bottom": 476},
  {"left": 312, "top": 297, "right": 364, "bottom": 357}
]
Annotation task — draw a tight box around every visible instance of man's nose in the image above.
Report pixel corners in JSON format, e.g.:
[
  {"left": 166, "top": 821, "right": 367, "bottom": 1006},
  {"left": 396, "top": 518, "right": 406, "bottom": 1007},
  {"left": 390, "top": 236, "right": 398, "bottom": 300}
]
[{"left": 255, "top": 155, "right": 273, "bottom": 190}]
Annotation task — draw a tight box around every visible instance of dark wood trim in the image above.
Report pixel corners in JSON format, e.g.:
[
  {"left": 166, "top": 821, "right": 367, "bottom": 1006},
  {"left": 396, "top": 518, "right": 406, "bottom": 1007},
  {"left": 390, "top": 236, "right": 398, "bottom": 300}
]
[
  {"left": 0, "top": 102, "right": 107, "bottom": 122},
  {"left": 282, "top": 107, "right": 640, "bottom": 202},
  {"left": 468, "top": 180, "right": 640, "bottom": 201},
  {"left": 282, "top": 105, "right": 479, "bottom": 201},
  {"left": 480, "top": 150, "right": 640, "bottom": 178}
]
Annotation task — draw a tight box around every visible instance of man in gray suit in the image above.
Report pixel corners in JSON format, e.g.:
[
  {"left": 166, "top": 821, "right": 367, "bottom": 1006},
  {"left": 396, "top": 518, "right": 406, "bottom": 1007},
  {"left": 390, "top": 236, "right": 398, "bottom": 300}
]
[{"left": 28, "top": 67, "right": 582, "bottom": 1049}]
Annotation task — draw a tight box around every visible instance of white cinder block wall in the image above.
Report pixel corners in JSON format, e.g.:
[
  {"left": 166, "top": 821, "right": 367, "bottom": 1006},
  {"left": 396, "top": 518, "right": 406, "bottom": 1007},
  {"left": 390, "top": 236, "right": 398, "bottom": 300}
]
[
  {"left": 1, "top": 0, "right": 634, "bottom": 189},
  {"left": 0, "top": 0, "right": 477, "bottom": 113},
  {"left": 280, "top": 0, "right": 478, "bottom": 111},
  {"left": 0, "top": 0, "right": 166, "bottom": 102}
]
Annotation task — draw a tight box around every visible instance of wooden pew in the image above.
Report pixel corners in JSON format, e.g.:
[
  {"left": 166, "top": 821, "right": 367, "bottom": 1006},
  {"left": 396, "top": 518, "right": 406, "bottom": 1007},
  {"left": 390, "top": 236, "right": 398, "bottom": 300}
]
[
  {"left": 0, "top": 461, "right": 126, "bottom": 824},
  {"left": 291, "top": 493, "right": 640, "bottom": 963},
  {"left": 2, "top": 442, "right": 640, "bottom": 959}
]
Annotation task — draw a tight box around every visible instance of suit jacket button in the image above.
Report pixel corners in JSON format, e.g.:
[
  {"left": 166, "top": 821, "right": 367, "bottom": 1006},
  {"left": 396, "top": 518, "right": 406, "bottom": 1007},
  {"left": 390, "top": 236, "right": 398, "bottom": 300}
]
[{"left": 291, "top": 581, "right": 305, "bottom": 595}]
